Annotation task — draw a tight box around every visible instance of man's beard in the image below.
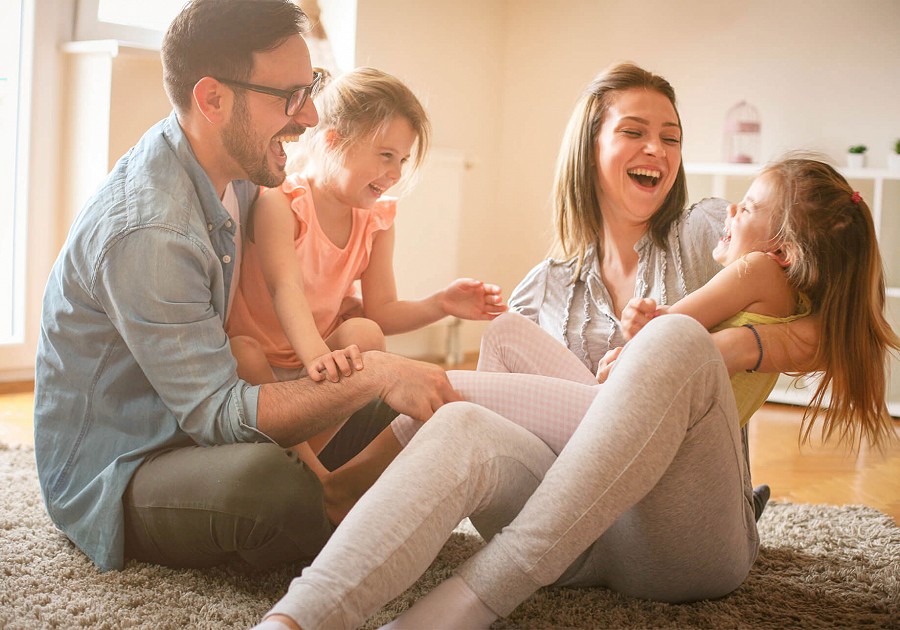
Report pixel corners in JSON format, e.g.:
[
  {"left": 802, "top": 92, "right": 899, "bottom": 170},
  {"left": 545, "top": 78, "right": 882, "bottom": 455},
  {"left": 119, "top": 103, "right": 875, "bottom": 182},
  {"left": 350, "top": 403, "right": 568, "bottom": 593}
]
[{"left": 222, "top": 95, "right": 284, "bottom": 188}]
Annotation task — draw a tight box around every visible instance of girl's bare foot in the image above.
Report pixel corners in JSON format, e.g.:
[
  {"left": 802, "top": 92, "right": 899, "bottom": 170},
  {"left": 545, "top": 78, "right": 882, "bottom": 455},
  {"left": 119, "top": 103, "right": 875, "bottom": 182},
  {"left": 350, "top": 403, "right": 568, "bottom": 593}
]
[{"left": 321, "top": 467, "right": 365, "bottom": 525}]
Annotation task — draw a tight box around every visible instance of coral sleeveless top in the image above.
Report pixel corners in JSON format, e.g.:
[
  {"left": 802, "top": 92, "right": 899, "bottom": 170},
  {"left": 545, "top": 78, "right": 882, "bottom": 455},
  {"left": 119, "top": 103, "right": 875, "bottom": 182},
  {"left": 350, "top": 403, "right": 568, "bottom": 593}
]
[{"left": 226, "top": 174, "right": 395, "bottom": 368}]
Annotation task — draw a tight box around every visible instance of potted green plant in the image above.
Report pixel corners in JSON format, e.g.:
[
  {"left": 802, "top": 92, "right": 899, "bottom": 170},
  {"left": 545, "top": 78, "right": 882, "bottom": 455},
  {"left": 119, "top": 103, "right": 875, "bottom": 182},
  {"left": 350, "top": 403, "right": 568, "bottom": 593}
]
[
  {"left": 890, "top": 139, "right": 900, "bottom": 172},
  {"left": 847, "top": 144, "right": 867, "bottom": 169}
]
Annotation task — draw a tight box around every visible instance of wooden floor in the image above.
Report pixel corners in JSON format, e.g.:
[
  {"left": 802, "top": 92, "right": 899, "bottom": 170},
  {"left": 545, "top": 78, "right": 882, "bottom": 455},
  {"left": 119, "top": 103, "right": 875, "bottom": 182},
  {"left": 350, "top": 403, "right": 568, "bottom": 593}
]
[{"left": 2, "top": 380, "right": 898, "bottom": 523}]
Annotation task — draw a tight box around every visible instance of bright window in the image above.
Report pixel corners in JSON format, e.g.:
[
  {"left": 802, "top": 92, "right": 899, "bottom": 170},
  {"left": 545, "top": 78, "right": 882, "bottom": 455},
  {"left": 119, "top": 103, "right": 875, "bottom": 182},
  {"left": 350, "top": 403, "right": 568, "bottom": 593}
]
[
  {"left": 97, "top": 0, "right": 184, "bottom": 31},
  {"left": 73, "top": 0, "right": 182, "bottom": 48},
  {"left": 0, "top": 0, "right": 29, "bottom": 344}
]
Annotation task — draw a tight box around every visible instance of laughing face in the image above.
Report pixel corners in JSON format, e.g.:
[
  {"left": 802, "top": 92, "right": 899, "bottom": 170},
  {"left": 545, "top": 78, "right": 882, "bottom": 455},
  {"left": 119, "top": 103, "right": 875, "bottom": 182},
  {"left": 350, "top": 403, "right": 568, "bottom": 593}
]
[
  {"left": 712, "top": 174, "right": 780, "bottom": 266},
  {"left": 222, "top": 34, "right": 318, "bottom": 188},
  {"left": 594, "top": 88, "right": 682, "bottom": 230},
  {"left": 325, "top": 115, "right": 417, "bottom": 209}
]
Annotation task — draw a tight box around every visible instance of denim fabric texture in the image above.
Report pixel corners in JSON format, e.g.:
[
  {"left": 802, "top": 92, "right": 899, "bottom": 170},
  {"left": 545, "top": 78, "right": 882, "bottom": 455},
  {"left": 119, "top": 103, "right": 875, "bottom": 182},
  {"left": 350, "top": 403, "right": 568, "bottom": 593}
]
[{"left": 34, "top": 111, "right": 267, "bottom": 570}]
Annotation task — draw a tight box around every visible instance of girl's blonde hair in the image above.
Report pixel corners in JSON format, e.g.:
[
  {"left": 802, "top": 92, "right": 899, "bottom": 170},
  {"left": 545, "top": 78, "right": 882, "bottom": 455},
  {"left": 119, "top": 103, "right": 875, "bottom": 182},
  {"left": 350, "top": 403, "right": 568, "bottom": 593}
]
[
  {"left": 762, "top": 155, "right": 899, "bottom": 448},
  {"left": 289, "top": 66, "right": 430, "bottom": 192},
  {"left": 552, "top": 63, "right": 687, "bottom": 269}
]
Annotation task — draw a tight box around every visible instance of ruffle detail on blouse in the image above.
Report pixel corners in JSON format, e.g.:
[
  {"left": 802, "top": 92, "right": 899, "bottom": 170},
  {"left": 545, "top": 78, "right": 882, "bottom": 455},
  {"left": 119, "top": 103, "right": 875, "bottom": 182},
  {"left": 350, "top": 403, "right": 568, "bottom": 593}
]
[
  {"left": 281, "top": 172, "right": 307, "bottom": 196},
  {"left": 362, "top": 197, "right": 397, "bottom": 258},
  {"left": 282, "top": 173, "right": 314, "bottom": 238},
  {"left": 280, "top": 174, "right": 396, "bottom": 246}
]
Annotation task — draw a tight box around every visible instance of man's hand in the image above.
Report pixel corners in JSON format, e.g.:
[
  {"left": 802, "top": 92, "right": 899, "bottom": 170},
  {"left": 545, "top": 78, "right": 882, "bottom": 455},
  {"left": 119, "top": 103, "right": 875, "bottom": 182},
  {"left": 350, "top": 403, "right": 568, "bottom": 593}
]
[
  {"left": 258, "top": 351, "right": 460, "bottom": 448},
  {"left": 439, "top": 278, "right": 507, "bottom": 321},
  {"left": 373, "top": 353, "right": 462, "bottom": 421}
]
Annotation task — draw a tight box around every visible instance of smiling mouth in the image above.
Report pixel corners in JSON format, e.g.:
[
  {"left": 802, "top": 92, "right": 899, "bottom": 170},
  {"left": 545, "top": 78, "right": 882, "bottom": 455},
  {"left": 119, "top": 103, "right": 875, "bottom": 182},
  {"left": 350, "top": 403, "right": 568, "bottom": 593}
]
[
  {"left": 627, "top": 168, "right": 661, "bottom": 188},
  {"left": 369, "top": 183, "right": 385, "bottom": 196},
  {"left": 273, "top": 132, "right": 302, "bottom": 143},
  {"left": 273, "top": 124, "right": 308, "bottom": 145}
]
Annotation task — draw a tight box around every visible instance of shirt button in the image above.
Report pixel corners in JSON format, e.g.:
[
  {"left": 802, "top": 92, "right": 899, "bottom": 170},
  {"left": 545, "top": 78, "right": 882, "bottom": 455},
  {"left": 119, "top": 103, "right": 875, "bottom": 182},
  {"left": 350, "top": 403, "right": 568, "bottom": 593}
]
[
  {"left": 207, "top": 223, "right": 213, "bottom": 231},
  {"left": 225, "top": 220, "right": 233, "bottom": 228},
  {"left": 222, "top": 255, "right": 232, "bottom": 264}
]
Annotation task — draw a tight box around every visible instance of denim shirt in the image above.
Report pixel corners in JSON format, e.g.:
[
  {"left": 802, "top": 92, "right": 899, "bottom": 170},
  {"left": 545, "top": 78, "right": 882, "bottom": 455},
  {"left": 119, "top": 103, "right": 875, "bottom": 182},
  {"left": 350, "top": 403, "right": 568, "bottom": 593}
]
[
  {"left": 509, "top": 198, "right": 728, "bottom": 373},
  {"left": 34, "top": 111, "right": 271, "bottom": 570}
]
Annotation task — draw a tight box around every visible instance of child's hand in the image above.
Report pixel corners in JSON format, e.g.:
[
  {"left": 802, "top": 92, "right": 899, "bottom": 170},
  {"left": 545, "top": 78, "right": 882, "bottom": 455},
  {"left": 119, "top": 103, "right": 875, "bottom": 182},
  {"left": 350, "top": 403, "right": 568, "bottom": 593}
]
[
  {"left": 308, "top": 346, "right": 364, "bottom": 383},
  {"left": 621, "top": 297, "right": 662, "bottom": 340},
  {"left": 440, "top": 278, "right": 508, "bottom": 320},
  {"left": 595, "top": 346, "right": 623, "bottom": 384}
]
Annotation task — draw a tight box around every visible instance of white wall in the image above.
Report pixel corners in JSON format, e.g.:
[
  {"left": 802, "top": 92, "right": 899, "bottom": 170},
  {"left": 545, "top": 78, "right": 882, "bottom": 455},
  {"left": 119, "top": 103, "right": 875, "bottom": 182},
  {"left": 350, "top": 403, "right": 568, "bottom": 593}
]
[
  {"left": 353, "top": 0, "right": 900, "bottom": 353},
  {"left": 8, "top": 0, "right": 895, "bottom": 379},
  {"left": 354, "top": 0, "right": 509, "bottom": 352}
]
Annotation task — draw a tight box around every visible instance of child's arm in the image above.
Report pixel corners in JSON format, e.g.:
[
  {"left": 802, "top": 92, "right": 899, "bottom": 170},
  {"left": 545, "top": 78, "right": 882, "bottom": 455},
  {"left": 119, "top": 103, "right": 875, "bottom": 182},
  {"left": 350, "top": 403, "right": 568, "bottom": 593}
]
[
  {"left": 359, "top": 226, "right": 507, "bottom": 335},
  {"left": 622, "top": 252, "right": 793, "bottom": 340},
  {"left": 713, "top": 314, "right": 821, "bottom": 376},
  {"left": 253, "top": 191, "right": 360, "bottom": 382}
]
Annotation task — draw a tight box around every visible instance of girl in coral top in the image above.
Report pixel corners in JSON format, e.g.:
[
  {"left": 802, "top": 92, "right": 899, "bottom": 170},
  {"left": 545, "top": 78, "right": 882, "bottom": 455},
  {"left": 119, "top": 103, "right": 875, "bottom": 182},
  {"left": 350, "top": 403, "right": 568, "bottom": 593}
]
[{"left": 226, "top": 67, "right": 505, "bottom": 475}]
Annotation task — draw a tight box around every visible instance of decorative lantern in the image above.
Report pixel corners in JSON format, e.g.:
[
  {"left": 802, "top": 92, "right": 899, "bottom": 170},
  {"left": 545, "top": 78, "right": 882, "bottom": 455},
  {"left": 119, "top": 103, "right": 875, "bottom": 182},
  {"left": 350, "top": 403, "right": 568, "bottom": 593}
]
[{"left": 723, "top": 101, "right": 761, "bottom": 164}]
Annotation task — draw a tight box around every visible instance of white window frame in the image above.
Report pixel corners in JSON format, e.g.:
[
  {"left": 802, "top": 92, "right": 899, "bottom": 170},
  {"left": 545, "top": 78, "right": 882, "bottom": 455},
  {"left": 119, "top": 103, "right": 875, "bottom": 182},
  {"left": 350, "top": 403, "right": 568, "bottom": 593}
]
[
  {"left": 73, "top": 0, "right": 165, "bottom": 48},
  {"left": 0, "top": 0, "right": 34, "bottom": 379},
  {"left": 0, "top": 1, "right": 27, "bottom": 340},
  {"left": 0, "top": 0, "right": 72, "bottom": 382}
]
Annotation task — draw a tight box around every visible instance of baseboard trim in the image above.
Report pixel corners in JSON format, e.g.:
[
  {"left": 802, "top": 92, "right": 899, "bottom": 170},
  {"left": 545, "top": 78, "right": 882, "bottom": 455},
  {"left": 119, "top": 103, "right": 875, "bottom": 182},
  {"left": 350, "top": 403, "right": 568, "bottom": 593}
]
[{"left": 0, "top": 380, "right": 34, "bottom": 395}]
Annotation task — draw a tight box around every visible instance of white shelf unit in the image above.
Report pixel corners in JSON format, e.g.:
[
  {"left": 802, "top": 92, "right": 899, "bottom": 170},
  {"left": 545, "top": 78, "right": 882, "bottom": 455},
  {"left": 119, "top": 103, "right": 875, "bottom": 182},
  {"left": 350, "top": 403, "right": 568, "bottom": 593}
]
[{"left": 684, "top": 162, "right": 900, "bottom": 417}]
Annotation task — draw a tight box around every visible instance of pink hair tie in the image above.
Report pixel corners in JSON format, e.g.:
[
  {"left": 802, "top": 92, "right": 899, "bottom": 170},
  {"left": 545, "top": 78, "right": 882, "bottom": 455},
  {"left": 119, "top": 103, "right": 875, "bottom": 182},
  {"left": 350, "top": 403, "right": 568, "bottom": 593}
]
[{"left": 851, "top": 191, "right": 862, "bottom": 204}]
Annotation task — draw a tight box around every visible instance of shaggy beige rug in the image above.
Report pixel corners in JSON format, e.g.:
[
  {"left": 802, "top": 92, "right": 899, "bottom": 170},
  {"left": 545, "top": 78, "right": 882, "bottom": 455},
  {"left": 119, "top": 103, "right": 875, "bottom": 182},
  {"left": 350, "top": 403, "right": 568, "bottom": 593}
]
[{"left": 1, "top": 444, "right": 898, "bottom": 629}]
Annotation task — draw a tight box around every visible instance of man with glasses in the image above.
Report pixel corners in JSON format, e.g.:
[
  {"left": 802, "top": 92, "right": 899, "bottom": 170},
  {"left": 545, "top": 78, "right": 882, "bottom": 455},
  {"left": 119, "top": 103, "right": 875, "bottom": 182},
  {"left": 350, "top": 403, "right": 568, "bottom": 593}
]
[{"left": 34, "top": 0, "right": 458, "bottom": 573}]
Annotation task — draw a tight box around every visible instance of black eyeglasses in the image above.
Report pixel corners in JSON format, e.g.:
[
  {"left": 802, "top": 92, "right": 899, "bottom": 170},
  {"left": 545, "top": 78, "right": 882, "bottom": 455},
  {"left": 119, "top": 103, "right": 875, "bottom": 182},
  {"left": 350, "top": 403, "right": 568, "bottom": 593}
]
[{"left": 215, "top": 71, "right": 323, "bottom": 116}]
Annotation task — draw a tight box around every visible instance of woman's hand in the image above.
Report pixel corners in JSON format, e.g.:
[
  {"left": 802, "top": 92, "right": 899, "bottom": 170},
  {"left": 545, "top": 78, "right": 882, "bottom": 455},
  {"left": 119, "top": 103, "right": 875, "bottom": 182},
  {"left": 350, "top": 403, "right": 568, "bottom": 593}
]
[
  {"left": 439, "top": 278, "right": 508, "bottom": 320},
  {"left": 307, "top": 346, "right": 364, "bottom": 383},
  {"left": 621, "top": 297, "right": 665, "bottom": 340},
  {"left": 595, "top": 346, "right": 623, "bottom": 384}
]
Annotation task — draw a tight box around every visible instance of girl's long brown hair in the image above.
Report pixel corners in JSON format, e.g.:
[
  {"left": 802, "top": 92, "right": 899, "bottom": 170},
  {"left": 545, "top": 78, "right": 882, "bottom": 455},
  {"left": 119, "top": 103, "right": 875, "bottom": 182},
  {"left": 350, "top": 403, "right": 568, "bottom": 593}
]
[{"left": 763, "top": 156, "right": 899, "bottom": 448}]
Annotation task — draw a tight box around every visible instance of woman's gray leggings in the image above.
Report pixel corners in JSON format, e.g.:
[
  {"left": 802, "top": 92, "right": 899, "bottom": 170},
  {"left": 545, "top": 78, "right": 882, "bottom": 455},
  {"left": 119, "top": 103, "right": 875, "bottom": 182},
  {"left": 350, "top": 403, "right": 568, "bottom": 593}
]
[{"left": 267, "top": 315, "right": 759, "bottom": 628}]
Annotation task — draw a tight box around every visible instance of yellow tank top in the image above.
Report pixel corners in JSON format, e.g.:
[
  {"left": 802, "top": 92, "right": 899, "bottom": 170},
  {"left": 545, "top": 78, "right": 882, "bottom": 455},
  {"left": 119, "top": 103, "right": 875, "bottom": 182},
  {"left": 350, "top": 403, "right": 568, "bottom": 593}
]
[{"left": 712, "top": 293, "right": 811, "bottom": 426}]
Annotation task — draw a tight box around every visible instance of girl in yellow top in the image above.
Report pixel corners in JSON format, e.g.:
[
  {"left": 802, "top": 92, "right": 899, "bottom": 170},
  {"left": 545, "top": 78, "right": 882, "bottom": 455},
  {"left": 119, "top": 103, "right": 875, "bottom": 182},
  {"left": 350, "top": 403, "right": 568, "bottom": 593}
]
[
  {"left": 387, "top": 156, "right": 893, "bottom": 455},
  {"left": 619, "top": 162, "right": 814, "bottom": 427},
  {"left": 226, "top": 68, "right": 505, "bottom": 476},
  {"left": 621, "top": 156, "right": 893, "bottom": 442}
]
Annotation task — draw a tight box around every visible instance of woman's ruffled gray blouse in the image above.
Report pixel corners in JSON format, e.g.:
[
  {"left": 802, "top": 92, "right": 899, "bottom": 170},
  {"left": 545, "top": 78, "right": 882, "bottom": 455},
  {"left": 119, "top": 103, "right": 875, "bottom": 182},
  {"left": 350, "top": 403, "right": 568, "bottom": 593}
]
[{"left": 509, "top": 198, "right": 728, "bottom": 373}]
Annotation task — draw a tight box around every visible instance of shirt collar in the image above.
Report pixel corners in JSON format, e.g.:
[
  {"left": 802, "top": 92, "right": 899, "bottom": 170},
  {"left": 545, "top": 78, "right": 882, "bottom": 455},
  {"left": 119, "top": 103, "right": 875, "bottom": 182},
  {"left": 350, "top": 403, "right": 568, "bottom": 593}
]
[{"left": 162, "top": 111, "right": 232, "bottom": 232}]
